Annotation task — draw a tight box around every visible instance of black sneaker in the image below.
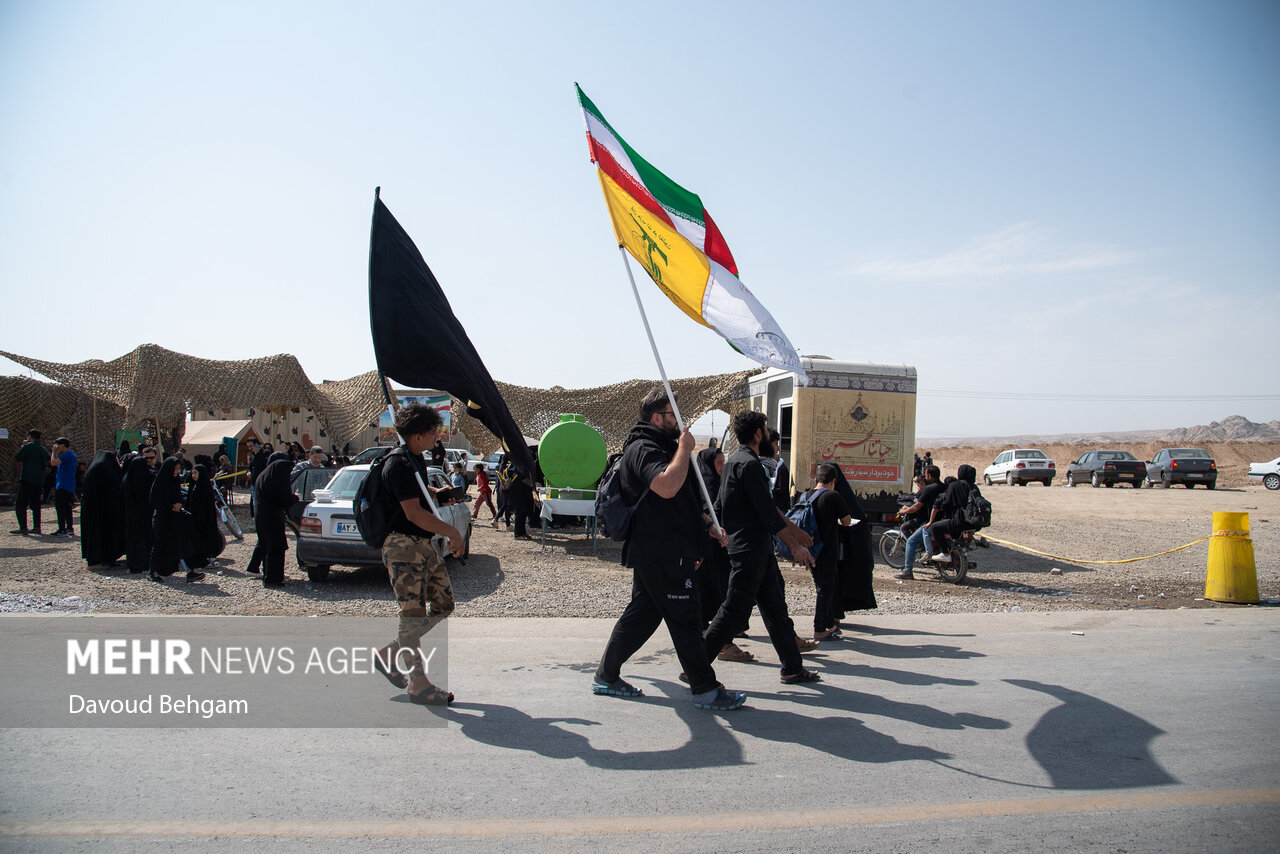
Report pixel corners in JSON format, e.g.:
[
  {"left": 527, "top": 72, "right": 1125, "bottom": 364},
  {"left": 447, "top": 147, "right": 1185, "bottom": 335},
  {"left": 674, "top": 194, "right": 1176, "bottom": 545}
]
[{"left": 185, "top": 571, "right": 206, "bottom": 583}]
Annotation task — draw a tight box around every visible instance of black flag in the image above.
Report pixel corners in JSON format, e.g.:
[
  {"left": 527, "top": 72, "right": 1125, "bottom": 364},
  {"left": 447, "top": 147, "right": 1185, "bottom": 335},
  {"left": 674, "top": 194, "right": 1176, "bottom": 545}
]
[{"left": 368, "top": 191, "right": 536, "bottom": 479}]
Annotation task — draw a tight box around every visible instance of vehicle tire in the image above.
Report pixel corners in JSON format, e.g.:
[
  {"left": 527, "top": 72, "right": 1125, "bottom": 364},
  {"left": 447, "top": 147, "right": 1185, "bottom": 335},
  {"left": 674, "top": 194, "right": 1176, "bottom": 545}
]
[
  {"left": 1043, "top": 479, "right": 1053, "bottom": 487},
  {"left": 1264, "top": 473, "right": 1280, "bottom": 491},
  {"left": 305, "top": 564, "right": 330, "bottom": 583},
  {"left": 983, "top": 474, "right": 991, "bottom": 486},
  {"left": 1206, "top": 481, "right": 1216, "bottom": 490},
  {"left": 936, "top": 545, "right": 967, "bottom": 583},
  {"left": 879, "top": 530, "right": 906, "bottom": 568},
  {"left": 1134, "top": 479, "right": 1144, "bottom": 488},
  {"left": 1006, "top": 473, "right": 1016, "bottom": 486},
  {"left": 1162, "top": 475, "right": 1173, "bottom": 489},
  {"left": 1091, "top": 472, "right": 1101, "bottom": 488},
  {"left": 1066, "top": 472, "right": 1076, "bottom": 487}
]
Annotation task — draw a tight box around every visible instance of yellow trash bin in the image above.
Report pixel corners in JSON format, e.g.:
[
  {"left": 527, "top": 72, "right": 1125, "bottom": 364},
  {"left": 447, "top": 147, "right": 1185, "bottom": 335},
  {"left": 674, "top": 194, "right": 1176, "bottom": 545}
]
[{"left": 1204, "top": 511, "right": 1259, "bottom": 604}]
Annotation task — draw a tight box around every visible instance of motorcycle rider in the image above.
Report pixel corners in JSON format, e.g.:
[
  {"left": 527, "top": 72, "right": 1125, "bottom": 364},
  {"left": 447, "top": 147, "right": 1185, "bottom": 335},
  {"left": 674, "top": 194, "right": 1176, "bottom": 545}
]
[
  {"left": 893, "top": 465, "right": 943, "bottom": 580},
  {"left": 924, "top": 464, "right": 977, "bottom": 560}
]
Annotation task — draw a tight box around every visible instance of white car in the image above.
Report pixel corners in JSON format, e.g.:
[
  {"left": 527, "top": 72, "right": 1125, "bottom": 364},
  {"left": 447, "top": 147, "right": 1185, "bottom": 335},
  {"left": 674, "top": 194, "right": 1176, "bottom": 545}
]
[
  {"left": 295, "top": 463, "right": 472, "bottom": 582},
  {"left": 1247, "top": 457, "right": 1280, "bottom": 491},
  {"left": 983, "top": 449, "right": 1055, "bottom": 486}
]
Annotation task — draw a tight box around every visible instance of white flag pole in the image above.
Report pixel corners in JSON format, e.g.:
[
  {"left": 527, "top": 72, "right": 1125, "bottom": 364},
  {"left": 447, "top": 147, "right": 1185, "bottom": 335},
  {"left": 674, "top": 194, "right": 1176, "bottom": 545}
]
[{"left": 616, "top": 245, "right": 723, "bottom": 535}]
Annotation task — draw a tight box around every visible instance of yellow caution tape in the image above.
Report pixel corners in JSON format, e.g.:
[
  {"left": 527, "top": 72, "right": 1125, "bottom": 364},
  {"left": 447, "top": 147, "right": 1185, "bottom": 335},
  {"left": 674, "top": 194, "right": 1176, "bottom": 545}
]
[
  {"left": 982, "top": 534, "right": 1212, "bottom": 565},
  {"left": 213, "top": 469, "right": 249, "bottom": 482}
]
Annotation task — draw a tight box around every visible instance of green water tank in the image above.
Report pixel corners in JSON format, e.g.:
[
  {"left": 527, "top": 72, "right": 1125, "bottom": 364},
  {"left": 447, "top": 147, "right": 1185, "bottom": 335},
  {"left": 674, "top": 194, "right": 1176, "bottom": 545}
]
[{"left": 538, "top": 414, "right": 607, "bottom": 489}]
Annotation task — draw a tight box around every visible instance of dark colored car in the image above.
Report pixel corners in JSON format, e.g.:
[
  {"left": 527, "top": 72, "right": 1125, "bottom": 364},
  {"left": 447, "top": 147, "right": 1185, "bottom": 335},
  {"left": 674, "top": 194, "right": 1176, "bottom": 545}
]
[
  {"left": 1065, "top": 450, "right": 1147, "bottom": 488},
  {"left": 1146, "top": 448, "right": 1217, "bottom": 489},
  {"left": 354, "top": 446, "right": 394, "bottom": 464}
]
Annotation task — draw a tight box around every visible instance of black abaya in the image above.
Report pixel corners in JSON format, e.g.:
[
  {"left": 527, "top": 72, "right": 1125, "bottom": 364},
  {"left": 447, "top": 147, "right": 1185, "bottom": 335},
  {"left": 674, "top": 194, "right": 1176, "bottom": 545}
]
[
  {"left": 184, "top": 463, "right": 225, "bottom": 567},
  {"left": 120, "top": 456, "right": 154, "bottom": 572},
  {"left": 148, "top": 457, "right": 198, "bottom": 577},
  {"left": 252, "top": 455, "right": 297, "bottom": 586},
  {"left": 81, "top": 450, "right": 125, "bottom": 567}
]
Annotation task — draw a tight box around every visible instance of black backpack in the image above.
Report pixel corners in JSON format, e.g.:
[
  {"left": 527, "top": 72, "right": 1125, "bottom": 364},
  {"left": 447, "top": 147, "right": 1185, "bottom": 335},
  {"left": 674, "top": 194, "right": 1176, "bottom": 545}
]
[
  {"left": 595, "top": 454, "right": 648, "bottom": 542},
  {"left": 776, "top": 490, "right": 823, "bottom": 561},
  {"left": 962, "top": 484, "right": 993, "bottom": 530},
  {"left": 354, "top": 447, "right": 405, "bottom": 549}
]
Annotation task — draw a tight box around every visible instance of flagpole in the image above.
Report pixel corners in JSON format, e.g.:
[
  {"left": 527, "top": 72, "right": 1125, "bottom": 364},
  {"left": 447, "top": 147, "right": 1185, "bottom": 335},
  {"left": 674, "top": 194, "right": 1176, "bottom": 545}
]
[{"left": 616, "top": 245, "right": 722, "bottom": 535}]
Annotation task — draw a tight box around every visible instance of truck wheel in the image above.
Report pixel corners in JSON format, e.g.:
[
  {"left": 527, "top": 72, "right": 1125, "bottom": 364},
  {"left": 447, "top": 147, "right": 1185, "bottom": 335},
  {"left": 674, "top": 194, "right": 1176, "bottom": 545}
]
[
  {"left": 1264, "top": 473, "right": 1280, "bottom": 490},
  {"left": 1091, "top": 472, "right": 1101, "bottom": 488},
  {"left": 305, "top": 564, "right": 331, "bottom": 583}
]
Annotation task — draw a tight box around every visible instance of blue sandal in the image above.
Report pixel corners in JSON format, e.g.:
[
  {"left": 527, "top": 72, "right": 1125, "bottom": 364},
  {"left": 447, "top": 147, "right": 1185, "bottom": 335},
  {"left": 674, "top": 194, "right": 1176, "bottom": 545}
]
[{"left": 694, "top": 688, "right": 747, "bottom": 711}]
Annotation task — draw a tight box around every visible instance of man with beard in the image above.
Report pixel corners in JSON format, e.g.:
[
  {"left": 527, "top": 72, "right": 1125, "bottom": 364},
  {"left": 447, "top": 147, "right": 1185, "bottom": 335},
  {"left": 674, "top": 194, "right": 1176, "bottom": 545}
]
[
  {"left": 703, "top": 410, "right": 821, "bottom": 686},
  {"left": 11, "top": 430, "right": 47, "bottom": 535},
  {"left": 593, "top": 388, "right": 745, "bottom": 711},
  {"left": 81, "top": 450, "right": 126, "bottom": 569}
]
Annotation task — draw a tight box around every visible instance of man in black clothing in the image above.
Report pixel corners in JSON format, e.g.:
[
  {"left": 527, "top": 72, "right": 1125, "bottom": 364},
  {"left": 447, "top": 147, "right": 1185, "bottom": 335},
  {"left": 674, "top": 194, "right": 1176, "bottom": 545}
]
[
  {"left": 895, "top": 464, "right": 943, "bottom": 580},
  {"left": 925, "top": 464, "right": 977, "bottom": 559},
  {"left": 593, "top": 388, "right": 746, "bottom": 711},
  {"left": 807, "top": 463, "right": 854, "bottom": 639},
  {"left": 703, "top": 410, "right": 821, "bottom": 685}
]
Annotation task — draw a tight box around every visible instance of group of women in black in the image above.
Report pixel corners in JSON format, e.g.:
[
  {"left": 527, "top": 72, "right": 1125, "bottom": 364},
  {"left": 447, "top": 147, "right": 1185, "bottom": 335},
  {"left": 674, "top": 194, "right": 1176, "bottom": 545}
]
[{"left": 81, "top": 445, "right": 227, "bottom": 583}]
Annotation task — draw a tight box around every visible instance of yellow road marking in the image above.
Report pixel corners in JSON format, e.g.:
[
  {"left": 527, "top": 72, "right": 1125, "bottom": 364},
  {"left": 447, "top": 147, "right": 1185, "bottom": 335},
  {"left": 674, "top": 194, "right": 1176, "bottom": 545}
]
[{"left": 2, "top": 788, "right": 1276, "bottom": 838}]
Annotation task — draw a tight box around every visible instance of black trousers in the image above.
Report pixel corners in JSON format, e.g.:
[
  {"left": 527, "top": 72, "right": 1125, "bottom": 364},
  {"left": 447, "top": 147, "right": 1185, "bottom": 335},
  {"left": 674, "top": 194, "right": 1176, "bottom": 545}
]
[
  {"left": 704, "top": 549, "right": 803, "bottom": 676},
  {"left": 596, "top": 557, "right": 719, "bottom": 695},
  {"left": 54, "top": 489, "right": 75, "bottom": 532},
  {"left": 14, "top": 482, "right": 42, "bottom": 531},
  {"left": 510, "top": 484, "right": 540, "bottom": 536},
  {"left": 809, "top": 557, "right": 838, "bottom": 634}
]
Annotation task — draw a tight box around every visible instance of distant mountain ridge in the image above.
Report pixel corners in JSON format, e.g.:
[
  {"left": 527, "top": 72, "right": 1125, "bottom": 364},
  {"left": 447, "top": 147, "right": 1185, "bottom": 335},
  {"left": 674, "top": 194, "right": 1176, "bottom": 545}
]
[{"left": 920, "top": 415, "right": 1280, "bottom": 448}]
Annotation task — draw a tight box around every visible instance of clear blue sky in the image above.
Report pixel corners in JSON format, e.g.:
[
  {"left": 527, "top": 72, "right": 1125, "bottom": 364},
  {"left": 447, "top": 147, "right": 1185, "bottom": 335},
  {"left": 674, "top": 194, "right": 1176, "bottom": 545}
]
[{"left": 2, "top": 0, "right": 1277, "bottom": 438}]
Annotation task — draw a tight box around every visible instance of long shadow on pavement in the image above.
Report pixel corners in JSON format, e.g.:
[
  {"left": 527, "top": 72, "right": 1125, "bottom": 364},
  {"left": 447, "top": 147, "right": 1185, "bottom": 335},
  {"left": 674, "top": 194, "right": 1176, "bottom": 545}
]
[{"left": 1006, "top": 679, "right": 1177, "bottom": 789}]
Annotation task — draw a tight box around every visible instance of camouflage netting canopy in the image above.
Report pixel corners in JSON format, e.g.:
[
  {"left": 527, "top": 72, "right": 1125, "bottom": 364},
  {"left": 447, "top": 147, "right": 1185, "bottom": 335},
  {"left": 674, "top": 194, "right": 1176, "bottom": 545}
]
[
  {"left": 450, "top": 370, "right": 754, "bottom": 456},
  {"left": 0, "top": 344, "right": 391, "bottom": 453}
]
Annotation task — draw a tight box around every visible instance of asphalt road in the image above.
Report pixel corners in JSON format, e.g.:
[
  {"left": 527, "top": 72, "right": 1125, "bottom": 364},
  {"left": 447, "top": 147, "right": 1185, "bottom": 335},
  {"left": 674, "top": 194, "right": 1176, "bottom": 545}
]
[{"left": 1, "top": 609, "right": 1277, "bottom": 853}]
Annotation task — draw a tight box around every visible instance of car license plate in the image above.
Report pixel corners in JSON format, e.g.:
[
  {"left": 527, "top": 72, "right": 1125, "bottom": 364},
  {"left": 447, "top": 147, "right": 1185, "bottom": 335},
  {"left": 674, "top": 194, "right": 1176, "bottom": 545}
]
[
  {"left": 1186, "top": 473, "right": 1203, "bottom": 478},
  {"left": 335, "top": 521, "right": 360, "bottom": 534}
]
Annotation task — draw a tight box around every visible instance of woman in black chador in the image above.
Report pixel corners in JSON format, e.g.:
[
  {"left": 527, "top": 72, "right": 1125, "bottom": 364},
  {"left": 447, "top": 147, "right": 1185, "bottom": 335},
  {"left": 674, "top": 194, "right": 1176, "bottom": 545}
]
[
  {"left": 81, "top": 450, "right": 126, "bottom": 569},
  {"left": 184, "top": 463, "right": 225, "bottom": 569},
  {"left": 148, "top": 456, "right": 205, "bottom": 583},
  {"left": 249, "top": 453, "right": 297, "bottom": 588},
  {"left": 120, "top": 455, "right": 155, "bottom": 573}
]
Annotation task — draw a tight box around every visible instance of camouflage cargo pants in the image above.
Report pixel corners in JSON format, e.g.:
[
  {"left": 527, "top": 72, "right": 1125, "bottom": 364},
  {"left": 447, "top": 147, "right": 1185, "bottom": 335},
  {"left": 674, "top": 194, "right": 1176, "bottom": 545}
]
[{"left": 382, "top": 531, "right": 454, "bottom": 678}]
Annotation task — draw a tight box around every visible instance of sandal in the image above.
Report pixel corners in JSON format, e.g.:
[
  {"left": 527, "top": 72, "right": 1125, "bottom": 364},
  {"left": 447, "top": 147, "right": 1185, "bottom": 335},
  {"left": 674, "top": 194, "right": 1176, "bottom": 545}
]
[
  {"left": 794, "top": 636, "right": 820, "bottom": 652},
  {"left": 408, "top": 684, "right": 454, "bottom": 706},
  {"left": 374, "top": 652, "right": 409, "bottom": 689},
  {"left": 693, "top": 688, "right": 747, "bottom": 711},
  {"left": 780, "top": 668, "right": 822, "bottom": 685},
  {"left": 717, "top": 643, "right": 755, "bottom": 662},
  {"left": 592, "top": 678, "right": 643, "bottom": 698}
]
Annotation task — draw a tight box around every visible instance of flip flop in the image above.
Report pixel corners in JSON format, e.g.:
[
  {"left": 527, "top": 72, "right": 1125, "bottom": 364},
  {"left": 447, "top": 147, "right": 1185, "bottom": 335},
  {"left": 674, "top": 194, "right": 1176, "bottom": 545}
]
[{"left": 374, "top": 653, "right": 409, "bottom": 689}]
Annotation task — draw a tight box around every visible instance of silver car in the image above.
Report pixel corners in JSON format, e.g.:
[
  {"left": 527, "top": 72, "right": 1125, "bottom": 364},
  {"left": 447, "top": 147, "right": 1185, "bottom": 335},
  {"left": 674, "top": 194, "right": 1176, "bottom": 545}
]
[{"left": 295, "top": 464, "right": 472, "bottom": 582}]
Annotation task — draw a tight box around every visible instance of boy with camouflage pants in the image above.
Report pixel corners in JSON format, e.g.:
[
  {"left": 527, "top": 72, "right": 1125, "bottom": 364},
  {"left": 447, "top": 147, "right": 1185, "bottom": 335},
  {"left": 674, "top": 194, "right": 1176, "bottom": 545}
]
[{"left": 374, "top": 404, "right": 464, "bottom": 706}]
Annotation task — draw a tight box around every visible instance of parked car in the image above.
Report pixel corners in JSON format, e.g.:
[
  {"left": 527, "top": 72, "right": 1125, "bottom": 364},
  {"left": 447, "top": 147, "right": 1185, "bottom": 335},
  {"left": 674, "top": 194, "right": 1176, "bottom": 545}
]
[
  {"left": 294, "top": 463, "right": 472, "bottom": 582},
  {"left": 1064, "top": 450, "right": 1146, "bottom": 488},
  {"left": 1247, "top": 457, "right": 1280, "bottom": 491},
  {"left": 286, "top": 465, "right": 342, "bottom": 534},
  {"left": 1145, "top": 448, "right": 1217, "bottom": 489},
  {"left": 354, "top": 446, "right": 394, "bottom": 464},
  {"left": 983, "top": 449, "right": 1055, "bottom": 486}
]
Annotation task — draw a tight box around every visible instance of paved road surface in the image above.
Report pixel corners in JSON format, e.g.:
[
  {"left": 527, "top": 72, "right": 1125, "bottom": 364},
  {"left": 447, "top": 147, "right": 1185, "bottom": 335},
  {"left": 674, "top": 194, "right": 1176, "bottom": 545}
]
[{"left": 1, "top": 609, "right": 1277, "bottom": 852}]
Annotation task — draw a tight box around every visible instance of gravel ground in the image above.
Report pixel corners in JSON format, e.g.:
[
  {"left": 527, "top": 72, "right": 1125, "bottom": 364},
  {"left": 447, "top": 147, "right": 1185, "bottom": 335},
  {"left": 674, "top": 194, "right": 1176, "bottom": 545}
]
[{"left": 1, "top": 484, "right": 1275, "bottom": 621}]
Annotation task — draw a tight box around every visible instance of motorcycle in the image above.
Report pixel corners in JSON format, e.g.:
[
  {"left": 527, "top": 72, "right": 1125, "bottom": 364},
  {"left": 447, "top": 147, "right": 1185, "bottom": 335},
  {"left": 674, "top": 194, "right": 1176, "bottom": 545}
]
[
  {"left": 877, "top": 495, "right": 919, "bottom": 569},
  {"left": 918, "top": 528, "right": 977, "bottom": 583}
]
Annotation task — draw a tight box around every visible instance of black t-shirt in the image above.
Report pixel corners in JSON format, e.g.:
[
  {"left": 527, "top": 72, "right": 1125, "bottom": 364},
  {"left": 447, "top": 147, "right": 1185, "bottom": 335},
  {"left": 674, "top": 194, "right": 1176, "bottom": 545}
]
[
  {"left": 382, "top": 449, "right": 436, "bottom": 538},
  {"left": 720, "top": 448, "right": 786, "bottom": 555},
  {"left": 912, "top": 481, "right": 945, "bottom": 524},
  {"left": 809, "top": 487, "right": 850, "bottom": 569},
  {"left": 620, "top": 421, "right": 705, "bottom": 568}
]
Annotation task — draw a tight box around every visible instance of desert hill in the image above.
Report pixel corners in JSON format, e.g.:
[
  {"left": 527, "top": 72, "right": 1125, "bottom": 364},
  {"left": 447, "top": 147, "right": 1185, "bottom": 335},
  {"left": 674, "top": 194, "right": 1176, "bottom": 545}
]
[{"left": 920, "top": 415, "right": 1280, "bottom": 448}]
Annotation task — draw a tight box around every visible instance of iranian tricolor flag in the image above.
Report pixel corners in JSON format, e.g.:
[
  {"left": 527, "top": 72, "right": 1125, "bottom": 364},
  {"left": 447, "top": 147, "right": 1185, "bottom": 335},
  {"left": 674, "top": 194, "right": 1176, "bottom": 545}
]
[{"left": 576, "top": 84, "right": 807, "bottom": 382}]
